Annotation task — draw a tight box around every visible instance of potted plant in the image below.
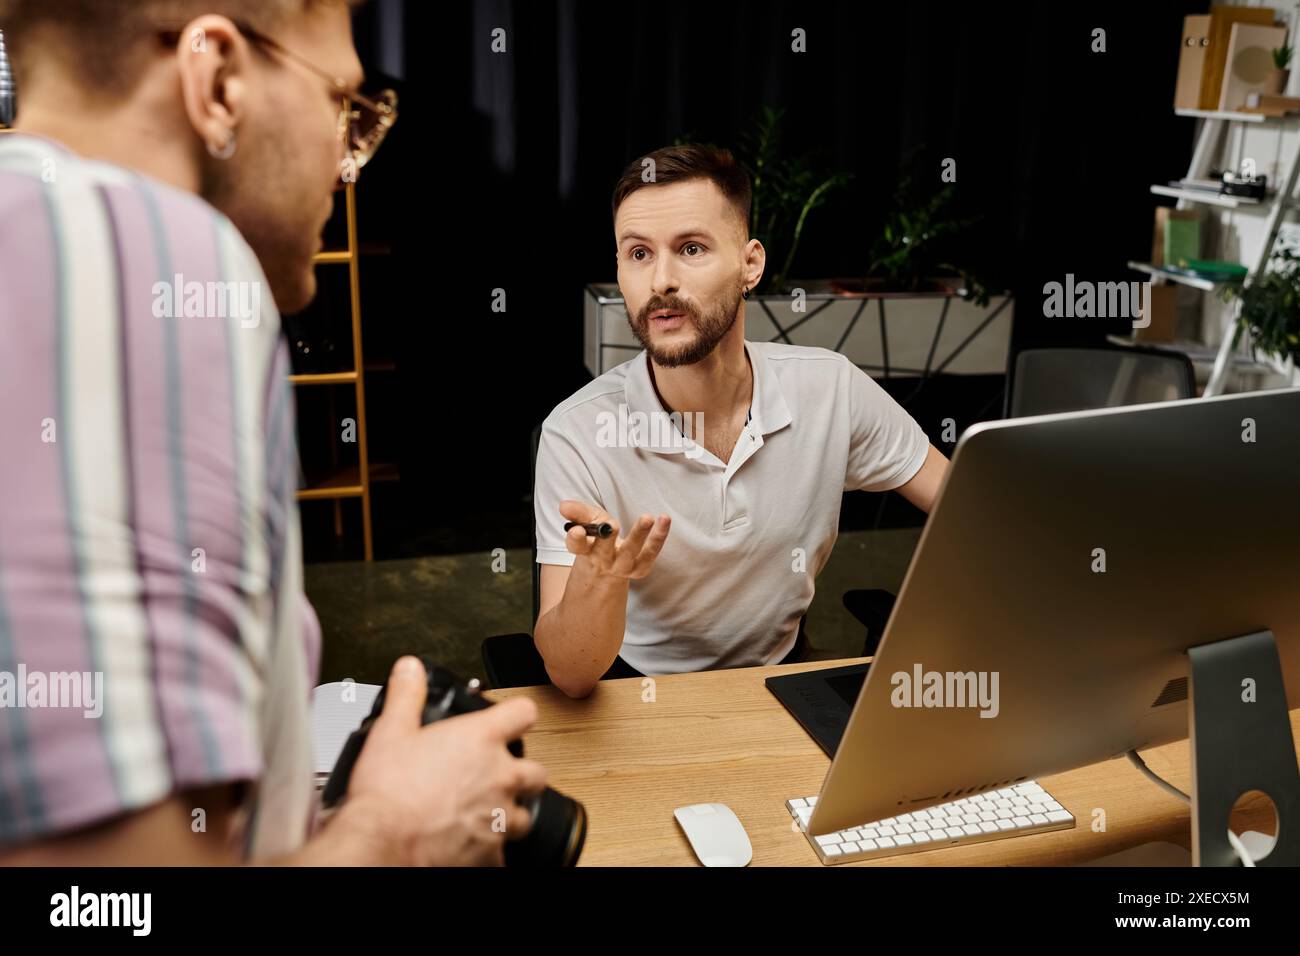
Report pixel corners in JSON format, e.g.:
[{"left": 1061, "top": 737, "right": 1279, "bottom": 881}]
[
  {"left": 1269, "top": 44, "right": 1292, "bottom": 95},
  {"left": 1222, "top": 246, "right": 1300, "bottom": 377},
  {"left": 831, "top": 173, "right": 994, "bottom": 307},
  {"left": 735, "top": 105, "right": 852, "bottom": 295},
  {"left": 793, "top": 167, "right": 1009, "bottom": 383}
]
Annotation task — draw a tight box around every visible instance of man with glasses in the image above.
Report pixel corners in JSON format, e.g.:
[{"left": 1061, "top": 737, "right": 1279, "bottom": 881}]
[{"left": 0, "top": 0, "right": 546, "bottom": 866}]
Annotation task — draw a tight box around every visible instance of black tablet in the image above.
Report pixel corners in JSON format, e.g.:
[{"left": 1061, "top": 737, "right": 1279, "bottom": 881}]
[{"left": 765, "top": 662, "right": 871, "bottom": 758}]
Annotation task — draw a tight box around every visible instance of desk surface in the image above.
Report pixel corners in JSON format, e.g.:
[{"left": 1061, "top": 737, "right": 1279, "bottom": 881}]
[{"left": 487, "top": 658, "right": 1293, "bottom": 866}]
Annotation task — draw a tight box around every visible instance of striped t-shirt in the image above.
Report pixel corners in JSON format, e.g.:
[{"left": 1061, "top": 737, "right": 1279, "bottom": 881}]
[{"left": 0, "top": 132, "right": 320, "bottom": 860}]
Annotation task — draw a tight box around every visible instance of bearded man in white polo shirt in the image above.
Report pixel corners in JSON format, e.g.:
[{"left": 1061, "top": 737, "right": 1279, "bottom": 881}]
[{"left": 533, "top": 144, "right": 949, "bottom": 698}]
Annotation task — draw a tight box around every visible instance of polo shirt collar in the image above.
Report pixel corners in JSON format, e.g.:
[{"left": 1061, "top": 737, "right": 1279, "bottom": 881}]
[{"left": 623, "top": 342, "right": 793, "bottom": 456}]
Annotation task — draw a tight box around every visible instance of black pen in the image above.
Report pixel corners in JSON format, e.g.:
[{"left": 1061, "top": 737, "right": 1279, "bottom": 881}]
[{"left": 564, "top": 521, "right": 614, "bottom": 538}]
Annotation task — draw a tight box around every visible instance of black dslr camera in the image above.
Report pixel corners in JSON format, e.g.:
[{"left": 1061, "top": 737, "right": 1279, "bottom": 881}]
[{"left": 322, "top": 658, "right": 587, "bottom": 867}]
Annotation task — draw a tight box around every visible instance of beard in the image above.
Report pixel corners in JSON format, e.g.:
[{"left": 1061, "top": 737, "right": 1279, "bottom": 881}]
[
  {"left": 199, "top": 144, "right": 320, "bottom": 316},
  {"left": 628, "top": 284, "right": 744, "bottom": 368}
]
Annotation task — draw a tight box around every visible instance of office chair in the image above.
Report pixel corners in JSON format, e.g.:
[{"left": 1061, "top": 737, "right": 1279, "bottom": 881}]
[
  {"left": 1004, "top": 345, "right": 1196, "bottom": 418},
  {"left": 841, "top": 345, "right": 1197, "bottom": 656},
  {"left": 480, "top": 425, "right": 549, "bottom": 688}
]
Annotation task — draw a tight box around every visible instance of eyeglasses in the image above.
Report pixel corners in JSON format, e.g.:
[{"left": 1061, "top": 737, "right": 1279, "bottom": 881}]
[{"left": 159, "top": 21, "right": 398, "bottom": 179}]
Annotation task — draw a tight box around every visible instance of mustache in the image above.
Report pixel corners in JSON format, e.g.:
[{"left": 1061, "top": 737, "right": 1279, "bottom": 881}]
[{"left": 637, "top": 297, "right": 696, "bottom": 321}]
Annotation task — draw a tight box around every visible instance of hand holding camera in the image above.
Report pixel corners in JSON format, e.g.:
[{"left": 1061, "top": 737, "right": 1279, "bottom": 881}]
[{"left": 322, "top": 656, "right": 587, "bottom": 867}]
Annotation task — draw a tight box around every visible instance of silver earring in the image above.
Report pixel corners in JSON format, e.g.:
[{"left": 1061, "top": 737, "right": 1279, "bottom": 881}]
[
  {"left": 742, "top": 287, "right": 750, "bottom": 300},
  {"left": 207, "top": 131, "right": 237, "bottom": 160}
]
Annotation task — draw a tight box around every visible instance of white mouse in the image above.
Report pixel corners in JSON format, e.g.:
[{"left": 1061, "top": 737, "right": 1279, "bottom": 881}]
[{"left": 673, "top": 803, "right": 753, "bottom": 867}]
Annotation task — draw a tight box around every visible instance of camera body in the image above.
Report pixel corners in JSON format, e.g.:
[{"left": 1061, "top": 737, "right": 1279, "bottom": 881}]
[{"left": 322, "top": 657, "right": 586, "bottom": 866}]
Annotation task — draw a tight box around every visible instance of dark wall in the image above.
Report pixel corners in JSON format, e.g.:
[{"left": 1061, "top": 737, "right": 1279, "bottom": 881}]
[{"left": 337, "top": 0, "right": 1202, "bottom": 557}]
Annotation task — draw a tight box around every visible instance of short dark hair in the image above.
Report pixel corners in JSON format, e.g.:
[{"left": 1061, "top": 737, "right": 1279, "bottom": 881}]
[
  {"left": 611, "top": 143, "right": 752, "bottom": 238},
  {"left": 0, "top": 0, "right": 362, "bottom": 95}
]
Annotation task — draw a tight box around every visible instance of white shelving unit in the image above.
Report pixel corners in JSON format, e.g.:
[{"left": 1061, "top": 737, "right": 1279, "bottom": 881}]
[
  {"left": 1125, "top": 260, "right": 1223, "bottom": 292},
  {"left": 1148, "top": 184, "right": 1268, "bottom": 209},
  {"left": 1174, "top": 107, "right": 1270, "bottom": 122},
  {"left": 1128, "top": 109, "right": 1300, "bottom": 396}
]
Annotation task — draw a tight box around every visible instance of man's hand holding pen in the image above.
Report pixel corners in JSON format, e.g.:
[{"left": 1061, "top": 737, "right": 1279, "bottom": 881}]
[{"left": 559, "top": 499, "right": 671, "bottom": 581}]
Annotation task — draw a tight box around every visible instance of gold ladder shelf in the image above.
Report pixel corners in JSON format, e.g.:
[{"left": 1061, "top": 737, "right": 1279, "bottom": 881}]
[{"left": 295, "top": 182, "right": 378, "bottom": 560}]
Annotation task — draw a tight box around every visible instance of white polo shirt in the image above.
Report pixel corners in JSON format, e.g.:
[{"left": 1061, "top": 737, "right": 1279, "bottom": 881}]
[{"left": 534, "top": 340, "right": 930, "bottom": 675}]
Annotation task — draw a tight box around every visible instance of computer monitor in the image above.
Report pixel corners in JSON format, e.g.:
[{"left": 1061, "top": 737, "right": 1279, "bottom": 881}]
[{"left": 806, "top": 387, "right": 1300, "bottom": 865}]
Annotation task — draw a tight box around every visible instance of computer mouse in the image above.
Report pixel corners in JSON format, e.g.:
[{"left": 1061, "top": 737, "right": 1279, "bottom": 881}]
[{"left": 673, "top": 803, "right": 753, "bottom": 867}]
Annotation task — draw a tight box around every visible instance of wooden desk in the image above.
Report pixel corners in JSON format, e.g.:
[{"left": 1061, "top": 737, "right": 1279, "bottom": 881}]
[{"left": 488, "top": 658, "right": 1294, "bottom": 866}]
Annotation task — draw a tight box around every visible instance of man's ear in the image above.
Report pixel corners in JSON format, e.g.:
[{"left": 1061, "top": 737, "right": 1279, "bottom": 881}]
[
  {"left": 173, "top": 16, "right": 254, "bottom": 155},
  {"left": 743, "top": 237, "right": 766, "bottom": 293}
]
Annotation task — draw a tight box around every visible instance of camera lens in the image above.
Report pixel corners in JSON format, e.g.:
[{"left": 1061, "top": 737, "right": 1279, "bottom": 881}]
[{"left": 504, "top": 786, "right": 588, "bottom": 868}]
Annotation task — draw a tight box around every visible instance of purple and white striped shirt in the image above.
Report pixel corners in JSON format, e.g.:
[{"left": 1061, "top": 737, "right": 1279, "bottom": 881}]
[{"left": 0, "top": 132, "right": 320, "bottom": 859}]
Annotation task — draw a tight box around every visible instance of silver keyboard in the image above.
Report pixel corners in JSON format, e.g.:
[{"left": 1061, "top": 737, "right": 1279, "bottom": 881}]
[{"left": 786, "top": 780, "right": 1074, "bottom": 864}]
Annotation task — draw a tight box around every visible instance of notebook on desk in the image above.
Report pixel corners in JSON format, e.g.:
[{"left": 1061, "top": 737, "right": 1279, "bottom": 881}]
[{"left": 311, "top": 681, "right": 381, "bottom": 788}]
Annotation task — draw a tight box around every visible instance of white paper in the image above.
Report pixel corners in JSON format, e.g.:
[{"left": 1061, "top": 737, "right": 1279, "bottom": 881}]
[{"left": 311, "top": 681, "right": 382, "bottom": 775}]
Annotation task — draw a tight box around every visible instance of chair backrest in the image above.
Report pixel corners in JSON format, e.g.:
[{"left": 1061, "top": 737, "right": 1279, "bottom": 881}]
[
  {"left": 1005, "top": 346, "right": 1196, "bottom": 418},
  {"left": 530, "top": 422, "right": 542, "bottom": 624}
]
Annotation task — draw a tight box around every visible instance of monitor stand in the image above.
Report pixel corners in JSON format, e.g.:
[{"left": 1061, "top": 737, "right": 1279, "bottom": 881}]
[{"left": 1187, "top": 629, "right": 1299, "bottom": 866}]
